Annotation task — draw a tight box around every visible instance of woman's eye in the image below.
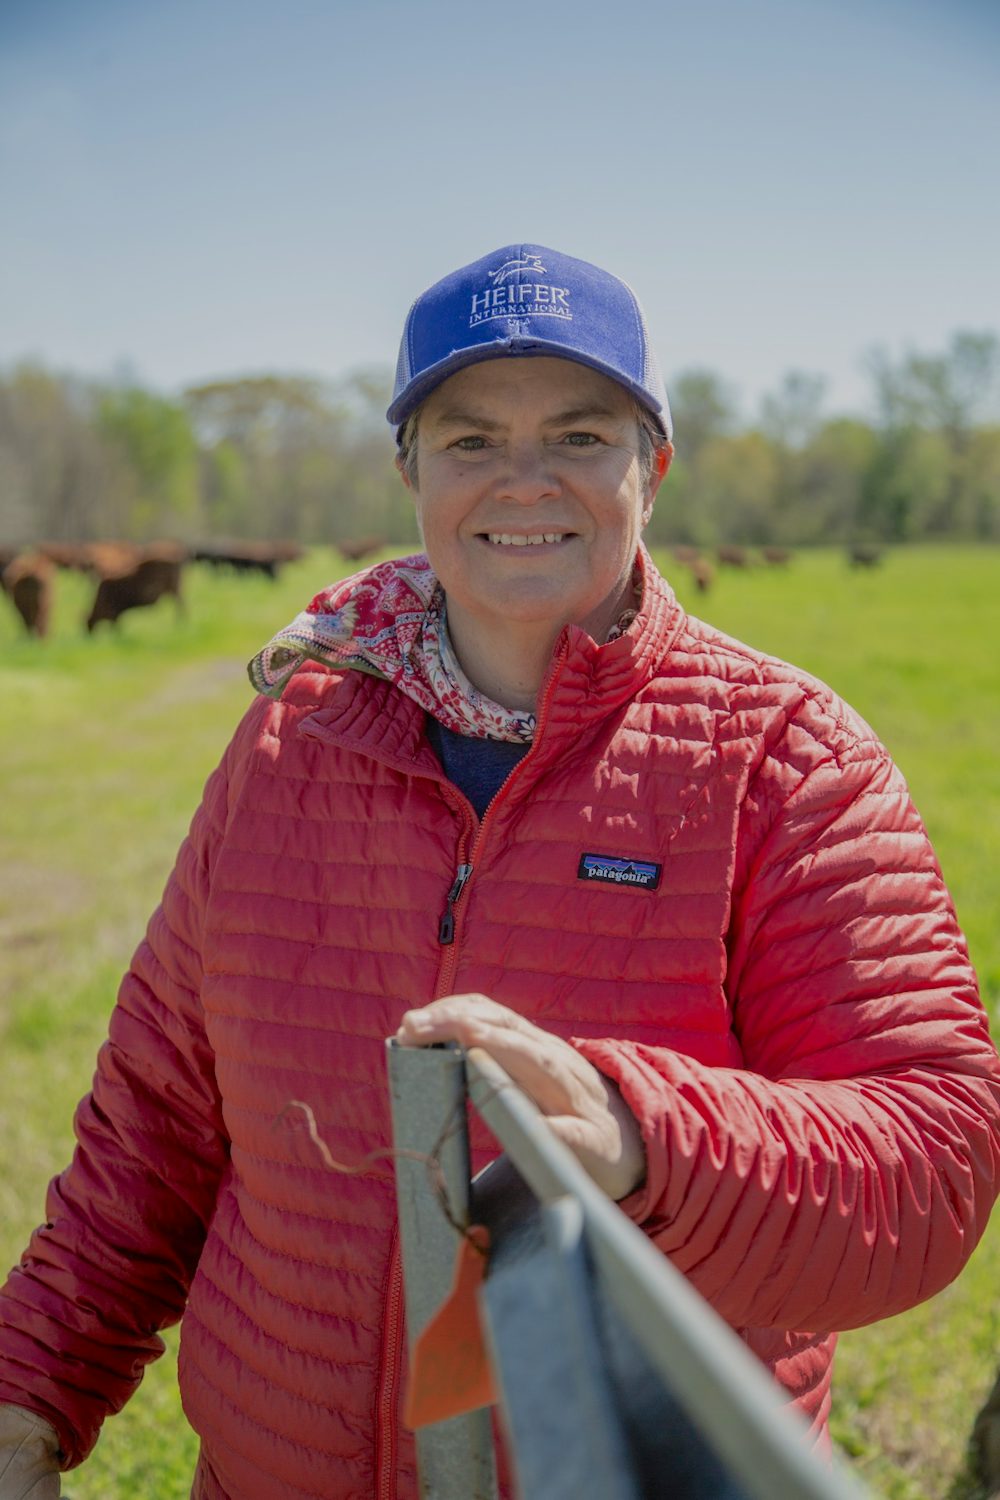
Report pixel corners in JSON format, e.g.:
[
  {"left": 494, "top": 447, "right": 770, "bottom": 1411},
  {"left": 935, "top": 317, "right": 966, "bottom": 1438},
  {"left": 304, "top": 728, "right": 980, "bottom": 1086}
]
[
  {"left": 453, "top": 435, "right": 488, "bottom": 452},
  {"left": 563, "top": 431, "right": 600, "bottom": 447}
]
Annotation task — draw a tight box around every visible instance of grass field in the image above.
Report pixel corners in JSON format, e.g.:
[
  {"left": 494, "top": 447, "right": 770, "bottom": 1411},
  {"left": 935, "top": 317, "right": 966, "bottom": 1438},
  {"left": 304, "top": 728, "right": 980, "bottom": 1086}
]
[{"left": 1, "top": 544, "right": 998, "bottom": 1498}]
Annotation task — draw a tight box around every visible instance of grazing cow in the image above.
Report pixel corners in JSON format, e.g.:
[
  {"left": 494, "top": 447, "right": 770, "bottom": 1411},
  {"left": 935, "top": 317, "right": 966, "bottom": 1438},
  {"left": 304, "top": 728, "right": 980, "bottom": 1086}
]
[
  {"left": 236, "top": 551, "right": 279, "bottom": 579},
  {"left": 689, "top": 556, "right": 715, "bottom": 594},
  {"left": 139, "top": 540, "right": 188, "bottom": 566},
  {"left": 2, "top": 552, "right": 55, "bottom": 638},
  {"left": 81, "top": 540, "right": 142, "bottom": 577},
  {"left": 86, "top": 556, "right": 184, "bottom": 632},
  {"left": 716, "top": 544, "right": 749, "bottom": 568},
  {"left": 849, "top": 544, "right": 883, "bottom": 568},
  {"left": 191, "top": 541, "right": 294, "bottom": 578},
  {"left": 671, "top": 544, "right": 700, "bottom": 566},
  {"left": 36, "top": 541, "right": 94, "bottom": 572},
  {"left": 268, "top": 540, "right": 305, "bottom": 565},
  {"left": 762, "top": 546, "right": 791, "bottom": 566},
  {"left": 337, "top": 535, "right": 387, "bottom": 563}
]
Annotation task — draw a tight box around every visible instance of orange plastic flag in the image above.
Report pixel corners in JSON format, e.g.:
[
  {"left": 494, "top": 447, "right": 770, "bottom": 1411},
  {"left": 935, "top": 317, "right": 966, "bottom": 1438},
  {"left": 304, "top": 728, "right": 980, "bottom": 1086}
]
[{"left": 404, "top": 1224, "right": 497, "bottom": 1429}]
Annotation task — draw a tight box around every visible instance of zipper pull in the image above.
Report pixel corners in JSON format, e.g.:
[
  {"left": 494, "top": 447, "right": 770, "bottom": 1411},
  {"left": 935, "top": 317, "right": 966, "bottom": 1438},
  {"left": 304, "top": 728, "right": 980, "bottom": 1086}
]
[{"left": 438, "top": 863, "right": 473, "bottom": 945}]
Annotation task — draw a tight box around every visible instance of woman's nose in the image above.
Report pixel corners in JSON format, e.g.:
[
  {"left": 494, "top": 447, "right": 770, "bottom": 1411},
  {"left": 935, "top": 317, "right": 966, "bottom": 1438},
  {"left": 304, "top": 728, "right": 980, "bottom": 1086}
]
[{"left": 495, "top": 443, "right": 561, "bottom": 504}]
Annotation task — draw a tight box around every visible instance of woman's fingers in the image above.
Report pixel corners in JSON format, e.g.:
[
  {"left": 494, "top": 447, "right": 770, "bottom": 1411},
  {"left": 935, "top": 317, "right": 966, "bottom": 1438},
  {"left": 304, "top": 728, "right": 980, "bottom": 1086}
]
[
  {"left": 395, "top": 995, "right": 645, "bottom": 1199},
  {"left": 396, "top": 994, "right": 522, "bottom": 1047},
  {"left": 396, "top": 996, "right": 600, "bottom": 1116}
]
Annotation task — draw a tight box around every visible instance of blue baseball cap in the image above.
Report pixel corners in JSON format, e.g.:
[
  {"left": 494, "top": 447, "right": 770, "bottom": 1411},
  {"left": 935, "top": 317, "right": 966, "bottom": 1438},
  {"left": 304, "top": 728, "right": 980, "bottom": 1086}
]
[{"left": 387, "top": 243, "right": 672, "bottom": 440}]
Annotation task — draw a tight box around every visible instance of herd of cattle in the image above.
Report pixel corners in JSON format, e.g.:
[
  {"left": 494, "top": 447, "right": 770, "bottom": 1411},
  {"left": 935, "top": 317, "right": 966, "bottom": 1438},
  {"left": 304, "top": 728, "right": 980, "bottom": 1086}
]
[
  {"left": 671, "top": 542, "right": 882, "bottom": 594},
  {"left": 0, "top": 539, "right": 325, "bottom": 638},
  {"left": 671, "top": 543, "right": 794, "bottom": 593},
  {"left": 1, "top": 536, "right": 882, "bottom": 639}
]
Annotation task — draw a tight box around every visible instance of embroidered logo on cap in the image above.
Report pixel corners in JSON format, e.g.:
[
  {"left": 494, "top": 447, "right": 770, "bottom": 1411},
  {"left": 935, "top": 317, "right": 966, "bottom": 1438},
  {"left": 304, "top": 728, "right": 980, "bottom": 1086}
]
[
  {"left": 490, "top": 255, "right": 546, "bottom": 284},
  {"left": 577, "top": 853, "right": 662, "bottom": 891},
  {"left": 469, "top": 255, "right": 572, "bottom": 327}
]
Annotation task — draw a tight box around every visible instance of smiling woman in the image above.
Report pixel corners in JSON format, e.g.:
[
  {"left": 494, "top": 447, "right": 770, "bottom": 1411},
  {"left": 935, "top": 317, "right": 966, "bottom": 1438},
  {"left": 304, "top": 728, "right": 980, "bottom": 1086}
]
[{"left": 0, "top": 244, "right": 998, "bottom": 1500}]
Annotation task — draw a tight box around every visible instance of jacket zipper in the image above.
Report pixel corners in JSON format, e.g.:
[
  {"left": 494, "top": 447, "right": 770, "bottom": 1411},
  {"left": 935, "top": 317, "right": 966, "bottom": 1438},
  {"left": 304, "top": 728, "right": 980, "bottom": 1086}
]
[
  {"left": 433, "top": 637, "right": 570, "bottom": 998},
  {"left": 438, "top": 862, "right": 473, "bottom": 945},
  {"left": 375, "top": 1230, "right": 404, "bottom": 1500}
]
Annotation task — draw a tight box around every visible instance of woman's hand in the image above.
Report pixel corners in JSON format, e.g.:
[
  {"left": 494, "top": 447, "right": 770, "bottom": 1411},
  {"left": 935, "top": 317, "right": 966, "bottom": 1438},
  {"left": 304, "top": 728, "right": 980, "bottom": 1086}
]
[{"left": 395, "top": 995, "right": 646, "bottom": 1202}]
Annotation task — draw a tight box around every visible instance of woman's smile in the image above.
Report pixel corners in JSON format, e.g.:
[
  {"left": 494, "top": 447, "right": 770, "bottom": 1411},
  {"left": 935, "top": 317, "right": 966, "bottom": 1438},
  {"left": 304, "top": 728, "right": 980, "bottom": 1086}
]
[{"left": 480, "top": 531, "right": 574, "bottom": 547}]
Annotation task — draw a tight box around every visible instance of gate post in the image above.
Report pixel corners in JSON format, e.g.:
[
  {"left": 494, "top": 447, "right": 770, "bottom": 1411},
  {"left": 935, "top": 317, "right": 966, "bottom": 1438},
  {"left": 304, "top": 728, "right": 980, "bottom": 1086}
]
[{"left": 386, "top": 1040, "right": 498, "bottom": 1500}]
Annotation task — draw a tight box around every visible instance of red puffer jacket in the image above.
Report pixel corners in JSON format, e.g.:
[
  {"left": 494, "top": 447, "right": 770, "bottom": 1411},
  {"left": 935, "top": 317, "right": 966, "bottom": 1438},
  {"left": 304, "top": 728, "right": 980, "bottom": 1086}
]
[{"left": 1, "top": 558, "right": 998, "bottom": 1499}]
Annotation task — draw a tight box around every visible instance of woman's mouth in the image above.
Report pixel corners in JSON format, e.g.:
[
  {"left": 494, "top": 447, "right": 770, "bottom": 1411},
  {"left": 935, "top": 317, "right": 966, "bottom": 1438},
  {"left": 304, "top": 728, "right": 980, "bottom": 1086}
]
[{"left": 482, "top": 532, "right": 570, "bottom": 547}]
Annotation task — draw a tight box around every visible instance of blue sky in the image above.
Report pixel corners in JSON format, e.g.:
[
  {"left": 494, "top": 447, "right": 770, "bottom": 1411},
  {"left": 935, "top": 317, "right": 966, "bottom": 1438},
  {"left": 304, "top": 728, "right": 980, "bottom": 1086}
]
[{"left": 1, "top": 0, "right": 997, "bottom": 424}]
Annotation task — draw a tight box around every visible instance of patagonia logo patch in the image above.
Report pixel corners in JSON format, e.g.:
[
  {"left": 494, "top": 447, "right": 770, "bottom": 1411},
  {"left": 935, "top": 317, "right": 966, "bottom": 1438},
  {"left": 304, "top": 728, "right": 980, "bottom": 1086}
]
[{"left": 577, "top": 853, "right": 662, "bottom": 891}]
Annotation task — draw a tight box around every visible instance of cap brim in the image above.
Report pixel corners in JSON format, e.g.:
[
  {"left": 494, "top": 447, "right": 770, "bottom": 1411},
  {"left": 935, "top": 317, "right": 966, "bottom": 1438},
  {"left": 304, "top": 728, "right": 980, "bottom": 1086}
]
[{"left": 387, "top": 341, "right": 670, "bottom": 439}]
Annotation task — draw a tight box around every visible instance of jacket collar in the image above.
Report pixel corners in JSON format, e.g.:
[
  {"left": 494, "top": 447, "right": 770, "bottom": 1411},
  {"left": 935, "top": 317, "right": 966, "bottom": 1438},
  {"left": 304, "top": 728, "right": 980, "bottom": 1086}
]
[{"left": 295, "top": 547, "right": 685, "bottom": 765}]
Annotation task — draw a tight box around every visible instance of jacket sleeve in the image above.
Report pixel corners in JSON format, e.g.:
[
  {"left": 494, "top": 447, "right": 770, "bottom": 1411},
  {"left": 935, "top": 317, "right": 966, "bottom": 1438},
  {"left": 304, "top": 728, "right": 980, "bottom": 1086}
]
[
  {"left": 0, "top": 710, "right": 255, "bottom": 1468},
  {"left": 575, "top": 725, "right": 1000, "bottom": 1334}
]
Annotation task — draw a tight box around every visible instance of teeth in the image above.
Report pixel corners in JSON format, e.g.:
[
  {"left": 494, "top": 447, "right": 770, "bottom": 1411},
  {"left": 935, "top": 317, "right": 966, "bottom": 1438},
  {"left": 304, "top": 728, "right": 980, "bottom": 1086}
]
[{"left": 487, "top": 533, "right": 565, "bottom": 546}]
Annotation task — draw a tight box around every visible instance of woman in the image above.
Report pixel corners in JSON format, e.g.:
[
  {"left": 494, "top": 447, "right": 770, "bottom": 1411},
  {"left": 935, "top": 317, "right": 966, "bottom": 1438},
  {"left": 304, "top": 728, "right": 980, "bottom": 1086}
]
[{"left": 1, "top": 244, "right": 998, "bottom": 1499}]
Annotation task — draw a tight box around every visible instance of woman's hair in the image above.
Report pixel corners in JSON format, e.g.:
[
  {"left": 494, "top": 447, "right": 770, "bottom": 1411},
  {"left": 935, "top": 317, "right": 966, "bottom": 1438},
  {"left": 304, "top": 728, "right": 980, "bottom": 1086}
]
[{"left": 397, "top": 395, "right": 667, "bottom": 490}]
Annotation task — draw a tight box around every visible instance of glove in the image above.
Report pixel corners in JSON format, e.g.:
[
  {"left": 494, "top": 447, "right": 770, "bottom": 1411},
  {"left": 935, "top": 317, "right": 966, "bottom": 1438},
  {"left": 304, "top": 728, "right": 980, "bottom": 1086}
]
[{"left": 0, "top": 1406, "right": 61, "bottom": 1499}]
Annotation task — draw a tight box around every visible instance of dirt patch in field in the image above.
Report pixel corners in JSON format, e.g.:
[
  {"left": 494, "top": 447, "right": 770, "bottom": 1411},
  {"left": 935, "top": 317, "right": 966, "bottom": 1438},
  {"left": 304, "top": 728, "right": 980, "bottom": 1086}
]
[
  {"left": 131, "top": 656, "right": 250, "bottom": 717},
  {"left": 0, "top": 863, "right": 93, "bottom": 1010},
  {"left": 0, "top": 862, "right": 90, "bottom": 941}
]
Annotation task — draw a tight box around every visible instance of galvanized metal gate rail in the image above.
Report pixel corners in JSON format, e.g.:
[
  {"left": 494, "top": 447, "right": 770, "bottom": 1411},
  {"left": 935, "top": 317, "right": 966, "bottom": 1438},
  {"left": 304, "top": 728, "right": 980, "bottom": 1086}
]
[{"left": 387, "top": 1040, "right": 875, "bottom": 1500}]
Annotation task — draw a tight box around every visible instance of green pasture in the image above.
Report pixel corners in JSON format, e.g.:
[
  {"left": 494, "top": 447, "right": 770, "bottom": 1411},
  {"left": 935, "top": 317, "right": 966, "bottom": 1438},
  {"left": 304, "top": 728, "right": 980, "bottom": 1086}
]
[{"left": 1, "top": 545, "right": 998, "bottom": 1498}]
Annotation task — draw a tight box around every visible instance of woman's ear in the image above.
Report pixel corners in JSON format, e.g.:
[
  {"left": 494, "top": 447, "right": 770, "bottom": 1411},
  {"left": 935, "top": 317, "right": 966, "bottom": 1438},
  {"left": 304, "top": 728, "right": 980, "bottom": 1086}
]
[
  {"left": 654, "top": 442, "right": 674, "bottom": 484},
  {"left": 395, "top": 451, "right": 412, "bottom": 491},
  {"left": 642, "top": 441, "right": 674, "bottom": 525}
]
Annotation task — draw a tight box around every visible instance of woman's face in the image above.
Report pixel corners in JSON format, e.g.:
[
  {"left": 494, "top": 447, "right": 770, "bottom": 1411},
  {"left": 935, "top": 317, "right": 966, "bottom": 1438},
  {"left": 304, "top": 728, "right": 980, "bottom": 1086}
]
[{"left": 401, "top": 357, "right": 667, "bottom": 654}]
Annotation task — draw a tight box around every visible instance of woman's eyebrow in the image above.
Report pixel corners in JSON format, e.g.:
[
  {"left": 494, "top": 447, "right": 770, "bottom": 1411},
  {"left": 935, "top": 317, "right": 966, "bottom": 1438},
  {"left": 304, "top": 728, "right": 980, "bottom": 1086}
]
[
  {"left": 546, "top": 404, "right": 622, "bottom": 427},
  {"left": 428, "top": 406, "right": 503, "bottom": 432}
]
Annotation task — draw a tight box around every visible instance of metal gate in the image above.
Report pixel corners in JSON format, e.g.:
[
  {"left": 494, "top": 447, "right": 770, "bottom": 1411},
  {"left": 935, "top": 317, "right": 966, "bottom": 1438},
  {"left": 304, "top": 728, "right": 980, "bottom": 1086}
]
[{"left": 387, "top": 1040, "right": 875, "bottom": 1500}]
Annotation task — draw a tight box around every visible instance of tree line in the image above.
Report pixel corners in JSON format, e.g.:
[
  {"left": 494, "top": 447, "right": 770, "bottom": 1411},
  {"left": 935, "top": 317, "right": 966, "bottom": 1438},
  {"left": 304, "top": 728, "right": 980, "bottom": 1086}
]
[{"left": 1, "top": 331, "right": 998, "bottom": 551}]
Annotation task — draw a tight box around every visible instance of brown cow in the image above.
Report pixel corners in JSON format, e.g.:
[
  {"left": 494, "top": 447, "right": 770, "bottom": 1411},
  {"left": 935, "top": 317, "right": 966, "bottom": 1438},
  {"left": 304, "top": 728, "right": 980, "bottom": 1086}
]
[
  {"left": 268, "top": 540, "right": 305, "bottom": 564},
  {"left": 81, "top": 540, "right": 142, "bottom": 578},
  {"left": 716, "top": 544, "right": 750, "bottom": 568},
  {"left": 36, "top": 541, "right": 93, "bottom": 571},
  {"left": 762, "top": 547, "right": 791, "bottom": 566},
  {"left": 337, "top": 535, "right": 386, "bottom": 563},
  {"left": 2, "top": 552, "right": 55, "bottom": 637},
  {"left": 86, "top": 556, "right": 184, "bottom": 632},
  {"left": 848, "top": 544, "right": 883, "bottom": 568},
  {"left": 689, "top": 556, "right": 715, "bottom": 594}
]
